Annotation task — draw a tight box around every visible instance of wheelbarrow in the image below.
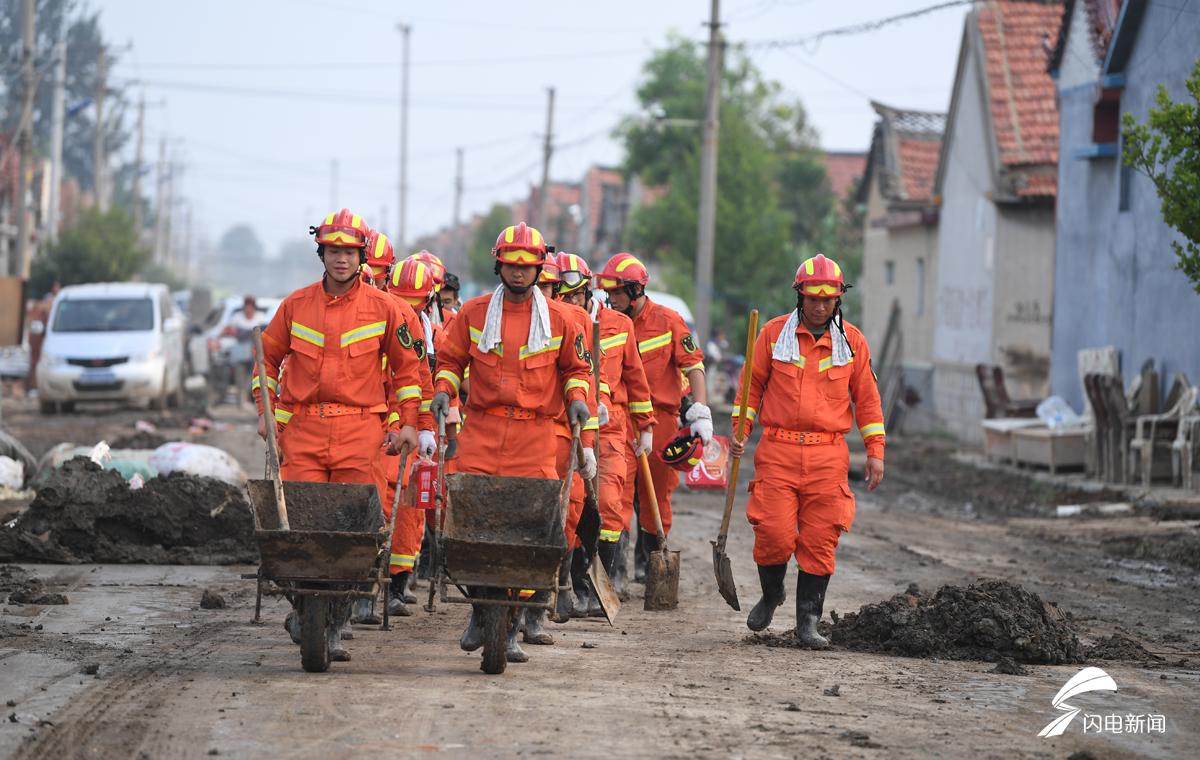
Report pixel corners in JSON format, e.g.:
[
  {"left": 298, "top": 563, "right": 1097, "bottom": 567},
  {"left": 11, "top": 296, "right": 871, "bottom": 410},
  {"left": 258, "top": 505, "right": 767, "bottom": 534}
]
[
  {"left": 246, "top": 479, "right": 395, "bottom": 673},
  {"left": 432, "top": 472, "right": 571, "bottom": 675}
]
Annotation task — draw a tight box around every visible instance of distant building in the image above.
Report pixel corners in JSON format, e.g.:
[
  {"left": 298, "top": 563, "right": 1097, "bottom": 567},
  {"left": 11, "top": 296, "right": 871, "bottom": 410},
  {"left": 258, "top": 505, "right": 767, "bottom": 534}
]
[
  {"left": 931, "top": 0, "right": 1062, "bottom": 442},
  {"left": 1047, "top": 0, "right": 1200, "bottom": 410},
  {"left": 821, "top": 151, "right": 867, "bottom": 207}
]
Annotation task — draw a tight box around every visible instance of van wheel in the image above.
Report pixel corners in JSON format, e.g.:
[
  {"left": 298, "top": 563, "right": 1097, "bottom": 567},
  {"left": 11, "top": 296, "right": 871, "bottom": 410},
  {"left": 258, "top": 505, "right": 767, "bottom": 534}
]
[
  {"left": 61, "top": 401, "right": 76, "bottom": 413},
  {"left": 39, "top": 401, "right": 56, "bottom": 415}
]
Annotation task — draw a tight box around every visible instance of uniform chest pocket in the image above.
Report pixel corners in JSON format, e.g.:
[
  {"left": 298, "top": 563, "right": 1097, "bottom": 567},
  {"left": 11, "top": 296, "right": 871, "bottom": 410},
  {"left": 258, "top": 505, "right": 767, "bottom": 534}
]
[
  {"left": 770, "top": 359, "right": 803, "bottom": 379},
  {"left": 520, "top": 348, "right": 559, "bottom": 394},
  {"left": 822, "top": 364, "right": 852, "bottom": 401},
  {"left": 289, "top": 335, "right": 322, "bottom": 368},
  {"left": 345, "top": 336, "right": 382, "bottom": 377},
  {"left": 469, "top": 342, "right": 501, "bottom": 369}
]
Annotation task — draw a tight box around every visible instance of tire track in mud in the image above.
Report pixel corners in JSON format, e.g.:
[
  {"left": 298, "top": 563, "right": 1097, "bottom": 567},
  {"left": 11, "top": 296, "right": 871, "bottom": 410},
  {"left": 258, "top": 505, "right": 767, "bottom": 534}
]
[{"left": 13, "top": 621, "right": 236, "bottom": 760}]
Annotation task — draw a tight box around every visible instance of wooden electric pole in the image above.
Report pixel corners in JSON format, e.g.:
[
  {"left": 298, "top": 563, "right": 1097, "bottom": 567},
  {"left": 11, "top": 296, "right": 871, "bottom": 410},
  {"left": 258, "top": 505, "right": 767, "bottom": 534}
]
[
  {"left": 694, "top": 0, "right": 722, "bottom": 346},
  {"left": 451, "top": 147, "right": 463, "bottom": 273},
  {"left": 536, "top": 87, "right": 556, "bottom": 230},
  {"left": 13, "top": 0, "right": 36, "bottom": 278},
  {"left": 132, "top": 94, "right": 146, "bottom": 234}
]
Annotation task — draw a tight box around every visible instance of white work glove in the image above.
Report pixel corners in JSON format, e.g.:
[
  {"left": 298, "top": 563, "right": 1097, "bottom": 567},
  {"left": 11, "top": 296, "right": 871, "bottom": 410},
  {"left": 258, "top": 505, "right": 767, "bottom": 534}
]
[
  {"left": 634, "top": 428, "right": 655, "bottom": 456},
  {"left": 685, "top": 402, "right": 714, "bottom": 445},
  {"left": 418, "top": 430, "right": 436, "bottom": 458},
  {"left": 567, "top": 399, "right": 590, "bottom": 429},
  {"left": 597, "top": 401, "right": 610, "bottom": 428},
  {"left": 580, "top": 448, "right": 597, "bottom": 480},
  {"left": 430, "top": 391, "right": 451, "bottom": 421}
]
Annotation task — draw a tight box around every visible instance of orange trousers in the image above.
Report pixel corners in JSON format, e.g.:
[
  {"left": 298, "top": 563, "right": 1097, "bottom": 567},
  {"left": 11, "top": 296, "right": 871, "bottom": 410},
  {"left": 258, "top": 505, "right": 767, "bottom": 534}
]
[
  {"left": 597, "top": 404, "right": 631, "bottom": 543},
  {"left": 377, "top": 450, "right": 427, "bottom": 575},
  {"left": 745, "top": 436, "right": 855, "bottom": 575},
  {"left": 456, "top": 410, "right": 559, "bottom": 479},
  {"left": 624, "top": 409, "right": 682, "bottom": 536},
  {"left": 279, "top": 411, "right": 385, "bottom": 497},
  {"left": 554, "top": 432, "right": 586, "bottom": 549}
]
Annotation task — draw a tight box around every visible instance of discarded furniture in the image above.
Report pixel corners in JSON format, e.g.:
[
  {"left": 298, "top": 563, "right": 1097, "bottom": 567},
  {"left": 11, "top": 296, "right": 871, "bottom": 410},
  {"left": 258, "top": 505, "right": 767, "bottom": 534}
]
[
  {"left": 1095, "top": 374, "right": 1138, "bottom": 484},
  {"left": 1083, "top": 373, "right": 1110, "bottom": 480},
  {"left": 1170, "top": 388, "right": 1200, "bottom": 490},
  {"left": 1128, "top": 380, "right": 1195, "bottom": 488},
  {"left": 981, "top": 418, "right": 1043, "bottom": 463},
  {"left": 975, "top": 363, "right": 1040, "bottom": 419},
  {"left": 1012, "top": 426, "right": 1089, "bottom": 474}
]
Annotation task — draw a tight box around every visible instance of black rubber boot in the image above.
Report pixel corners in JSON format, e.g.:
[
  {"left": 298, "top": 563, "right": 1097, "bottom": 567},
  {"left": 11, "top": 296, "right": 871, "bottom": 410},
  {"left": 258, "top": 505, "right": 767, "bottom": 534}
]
[
  {"left": 523, "top": 592, "right": 554, "bottom": 645},
  {"left": 505, "top": 611, "right": 529, "bottom": 663},
  {"left": 387, "top": 573, "right": 412, "bottom": 617},
  {"left": 633, "top": 528, "right": 648, "bottom": 583},
  {"left": 284, "top": 609, "right": 302, "bottom": 645},
  {"left": 396, "top": 571, "right": 418, "bottom": 604},
  {"left": 327, "top": 625, "right": 351, "bottom": 662},
  {"left": 460, "top": 606, "right": 483, "bottom": 651},
  {"left": 609, "top": 531, "right": 630, "bottom": 599},
  {"left": 746, "top": 564, "right": 788, "bottom": 632},
  {"left": 598, "top": 540, "right": 619, "bottom": 576},
  {"left": 552, "top": 556, "right": 573, "bottom": 624},
  {"left": 570, "top": 548, "right": 593, "bottom": 619},
  {"left": 795, "top": 571, "right": 832, "bottom": 649}
]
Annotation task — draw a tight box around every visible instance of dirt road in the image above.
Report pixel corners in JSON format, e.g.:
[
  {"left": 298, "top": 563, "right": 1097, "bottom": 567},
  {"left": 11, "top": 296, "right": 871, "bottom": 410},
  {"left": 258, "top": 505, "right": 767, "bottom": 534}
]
[{"left": 1, "top": 400, "right": 1198, "bottom": 758}]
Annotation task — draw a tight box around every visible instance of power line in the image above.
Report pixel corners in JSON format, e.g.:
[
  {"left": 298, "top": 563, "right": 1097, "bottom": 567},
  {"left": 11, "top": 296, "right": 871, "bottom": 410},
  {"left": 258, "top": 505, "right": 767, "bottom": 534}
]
[
  {"left": 120, "top": 47, "right": 647, "bottom": 72},
  {"left": 744, "top": 0, "right": 973, "bottom": 52}
]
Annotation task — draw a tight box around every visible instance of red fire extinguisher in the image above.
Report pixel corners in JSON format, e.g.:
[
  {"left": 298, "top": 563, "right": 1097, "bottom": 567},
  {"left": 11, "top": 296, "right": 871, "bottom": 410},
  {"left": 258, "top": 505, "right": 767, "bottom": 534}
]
[{"left": 410, "top": 458, "right": 438, "bottom": 510}]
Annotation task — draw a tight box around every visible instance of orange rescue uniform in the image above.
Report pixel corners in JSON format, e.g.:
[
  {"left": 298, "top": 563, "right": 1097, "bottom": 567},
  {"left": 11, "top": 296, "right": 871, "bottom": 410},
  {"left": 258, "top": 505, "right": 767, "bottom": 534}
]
[
  {"left": 733, "top": 314, "right": 885, "bottom": 575},
  {"left": 434, "top": 294, "right": 592, "bottom": 484},
  {"left": 593, "top": 305, "right": 655, "bottom": 542},
  {"left": 626, "top": 298, "right": 704, "bottom": 536},
  {"left": 253, "top": 279, "right": 425, "bottom": 501},
  {"left": 553, "top": 303, "right": 604, "bottom": 548}
]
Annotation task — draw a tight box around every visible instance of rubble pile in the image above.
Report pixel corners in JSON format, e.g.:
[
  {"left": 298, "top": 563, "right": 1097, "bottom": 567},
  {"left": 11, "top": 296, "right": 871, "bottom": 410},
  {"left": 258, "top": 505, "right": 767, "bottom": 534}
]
[
  {"left": 0, "top": 457, "right": 257, "bottom": 565},
  {"left": 829, "top": 580, "right": 1084, "bottom": 664}
]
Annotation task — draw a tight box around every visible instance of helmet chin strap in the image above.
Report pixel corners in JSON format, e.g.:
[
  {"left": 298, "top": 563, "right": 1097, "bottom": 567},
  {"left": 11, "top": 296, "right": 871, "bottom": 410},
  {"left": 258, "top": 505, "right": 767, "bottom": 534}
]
[{"left": 501, "top": 264, "right": 542, "bottom": 295}]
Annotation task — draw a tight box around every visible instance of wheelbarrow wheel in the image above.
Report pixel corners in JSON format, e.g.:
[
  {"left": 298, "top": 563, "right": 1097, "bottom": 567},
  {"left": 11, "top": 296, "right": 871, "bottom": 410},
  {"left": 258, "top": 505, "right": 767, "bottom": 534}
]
[
  {"left": 478, "top": 590, "right": 508, "bottom": 675},
  {"left": 299, "top": 595, "right": 331, "bottom": 673}
]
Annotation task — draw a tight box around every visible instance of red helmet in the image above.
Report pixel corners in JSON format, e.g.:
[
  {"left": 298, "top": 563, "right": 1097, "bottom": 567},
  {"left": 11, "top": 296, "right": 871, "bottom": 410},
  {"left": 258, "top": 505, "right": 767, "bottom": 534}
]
[
  {"left": 555, "top": 252, "right": 591, "bottom": 294},
  {"left": 312, "top": 208, "right": 369, "bottom": 248},
  {"left": 596, "top": 252, "right": 649, "bottom": 290},
  {"left": 537, "top": 252, "right": 561, "bottom": 284},
  {"left": 659, "top": 429, "right": 703, "bottom": 471},
  {"left": 794, "top": 254, "right": 846, "bottom": 298},
  {"left": 408, "top": 250, "right": 445, "bottom": 289},
  {"left": 364, "top": 229, "right": 395, "bottom": 277},
  {"left": 389, "top": 258, "right": 436, "bottom": 301},
  {"left": 492, "top": 222, "right": 546, "bottom": 266}
]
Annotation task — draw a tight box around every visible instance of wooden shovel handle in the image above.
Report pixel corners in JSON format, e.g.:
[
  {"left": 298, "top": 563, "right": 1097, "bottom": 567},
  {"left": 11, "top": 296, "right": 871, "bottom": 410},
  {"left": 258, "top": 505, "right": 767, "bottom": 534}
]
[
  {"left": 718, "top": 310, "right": 758, "bottom": 547},
  {"left": 253, "top": 327, "right": 289, "bottom": 531},
  {"left": 637, "top": 452, "right": 667, "bottom": 548}
]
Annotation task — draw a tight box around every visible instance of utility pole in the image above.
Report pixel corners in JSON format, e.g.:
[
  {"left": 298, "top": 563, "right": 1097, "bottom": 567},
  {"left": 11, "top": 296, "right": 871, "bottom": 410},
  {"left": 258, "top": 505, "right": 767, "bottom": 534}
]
[
  {"left": 536, "top": 87, "right": 555, "bottom": 230},
  {"left": 93, "top": 45, "right": 110, "bottom": 212},
  {"left": 693, "top": 0, "right": 722, "bottom": 347},
  {"left": 451, "top": 147, "right": 463, "bottom": 273},
  {"left": 153, "top": 138, "right": 168, "bottom": 265},
  {"left": 131, "top": 93, "right": 146, "bottom": 235},
  {"left": 13, "top": 0, "right": 36, "bottom": 278},
  {"left": 46, "top": 31, "right": 67, "bottom": 246},
  {"left": 329, "top": 159, "right": 339, "bottom": 211},
  {"left": 396, "top": 23, "right": 411, "bottom": 251}
]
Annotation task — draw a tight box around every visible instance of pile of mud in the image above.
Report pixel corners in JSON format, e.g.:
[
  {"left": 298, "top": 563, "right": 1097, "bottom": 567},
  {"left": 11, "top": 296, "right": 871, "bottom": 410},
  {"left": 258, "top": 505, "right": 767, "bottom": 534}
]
[
  {"left": 108, "top": 431, "right": 169, "bottom": 449},
  {"left": 829, "top": 580, "right": 1083, "bottom": 664},
  {"left": 1102, "top": 531, "right": 1200, "bottom": 571},
  {"left": 0, "top": 457, "right": 256, "bottom": 564},
  {"left": 1, "top": 565, "right": 68, "bottom": 605}
]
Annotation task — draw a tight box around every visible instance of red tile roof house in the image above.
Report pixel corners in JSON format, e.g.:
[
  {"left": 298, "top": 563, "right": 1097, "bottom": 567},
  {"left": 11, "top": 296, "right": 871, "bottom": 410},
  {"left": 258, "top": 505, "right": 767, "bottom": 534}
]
[
  {"left": 929, "top": 0, "right": 1062, "bottom": 443},
  {"left": 857, "top": 104, "right": 945, "bottom": 432}
]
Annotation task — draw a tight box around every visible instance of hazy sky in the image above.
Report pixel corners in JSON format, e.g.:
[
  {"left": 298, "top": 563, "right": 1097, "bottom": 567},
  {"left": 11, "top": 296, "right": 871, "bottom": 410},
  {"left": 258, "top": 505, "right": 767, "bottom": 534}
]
[{"left": 97, "top": 0, "right": 970, "bottom": 258}]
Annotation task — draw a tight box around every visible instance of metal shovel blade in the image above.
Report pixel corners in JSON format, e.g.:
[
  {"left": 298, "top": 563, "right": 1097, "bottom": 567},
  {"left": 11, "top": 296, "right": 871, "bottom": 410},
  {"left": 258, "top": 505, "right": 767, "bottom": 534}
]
[
  {"left": 712, "top": 541, "right": 740, "bottom": 611},
  {"left": 576, "top": 503, "right": 601, "bottom": 558},
  {"left": 644, "top": 549, "right": 680, "bottom": 611},
  {"left": 586, "top": 554, "right": 620, "bottom": 625}
]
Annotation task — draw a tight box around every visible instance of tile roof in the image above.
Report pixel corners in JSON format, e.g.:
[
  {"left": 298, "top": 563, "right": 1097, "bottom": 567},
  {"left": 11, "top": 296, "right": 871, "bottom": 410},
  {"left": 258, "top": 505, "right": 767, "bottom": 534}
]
[
  {"left": 820, "top": 152, "right": 867, "bottom": 201},
  {"left": 896, "top": 139, "right": 941, "bottom": 203},
  {"left": 866, "top": 102, "right": 945, "bottom": 206},
  {"left": 976, "top": 1, "right": 1062, "bottom": 183}
]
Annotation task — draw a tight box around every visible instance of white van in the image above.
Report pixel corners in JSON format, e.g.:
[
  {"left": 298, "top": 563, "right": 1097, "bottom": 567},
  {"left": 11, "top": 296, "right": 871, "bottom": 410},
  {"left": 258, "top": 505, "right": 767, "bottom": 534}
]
[{"left": 36, "top": 282, "right": 186, "bottom": 413}]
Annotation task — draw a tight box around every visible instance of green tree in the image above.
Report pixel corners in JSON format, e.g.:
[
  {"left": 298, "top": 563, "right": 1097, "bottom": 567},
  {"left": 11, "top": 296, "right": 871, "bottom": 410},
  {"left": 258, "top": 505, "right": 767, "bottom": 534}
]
[
  {"left": 467, "top": 204, "right": 512, "bottom": 286},
  {"left": 217, "top": 224, "right": 265, "bottom": 262},
  {"left": 617, "top": 37, "right": 834, "bottom": 337},
  {"left": 30, "top": 206, "right": 149, "bottom": 293},
  {"left": 1122, "top": 57, "right": 1200, "bottom": 293}
]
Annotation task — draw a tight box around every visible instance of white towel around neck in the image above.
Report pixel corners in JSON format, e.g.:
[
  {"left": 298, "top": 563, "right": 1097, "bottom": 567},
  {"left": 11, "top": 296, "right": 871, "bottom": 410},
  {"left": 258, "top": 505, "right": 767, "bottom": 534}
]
[
  {"left": 478, "top": 284, "right": 552, "bottom": 355},
  {"left": 771, "top": 309, "right": 853, "bottom": 367}
]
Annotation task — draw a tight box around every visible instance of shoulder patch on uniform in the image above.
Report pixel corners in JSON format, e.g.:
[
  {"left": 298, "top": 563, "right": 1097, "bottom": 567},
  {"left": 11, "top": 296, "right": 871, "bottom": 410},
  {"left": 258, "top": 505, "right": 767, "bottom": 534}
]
[
  {"left": 396, "top": 323, "right": 413, "bottom": 348},
  {"left": 575, "top": 333, "right": 587, "bottom": 360},
  {"left": 412, "top": 337, "right": 426, "bottom": 360},
  {"left": 681, "top": 333, "right": 698, "bottom": 353}
]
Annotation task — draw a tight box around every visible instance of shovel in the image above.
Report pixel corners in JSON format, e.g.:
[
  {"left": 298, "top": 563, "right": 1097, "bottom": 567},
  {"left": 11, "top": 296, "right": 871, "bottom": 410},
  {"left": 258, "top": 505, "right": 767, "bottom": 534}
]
[
  {"left": 713, "top": 309, "right": 758, "bottom": 611},
  {"left": 572, "top": 436, "right": 620, "bottom": 625},
  {"left": 425, "top": 414, "right": 447, "bottom": 613},
  {"left": 573, "top": 319, "right": 604, "bottom": 554},
  {"left": 253, "top": 327, "right": 289, "bottom": 531},
  {"left": 637, "top": 452, "right": 679, "bottom": 610}
]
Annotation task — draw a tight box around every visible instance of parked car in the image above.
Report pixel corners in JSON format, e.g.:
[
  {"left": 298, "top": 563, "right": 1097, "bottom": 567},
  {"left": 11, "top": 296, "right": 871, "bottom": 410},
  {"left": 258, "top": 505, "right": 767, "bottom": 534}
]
[{"left": 36, "top": 282, "right": 187, "bottom": 413}]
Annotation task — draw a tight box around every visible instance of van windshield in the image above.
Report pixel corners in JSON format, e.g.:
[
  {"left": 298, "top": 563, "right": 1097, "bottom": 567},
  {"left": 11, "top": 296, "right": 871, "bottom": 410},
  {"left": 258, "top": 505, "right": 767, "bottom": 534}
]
[{"left": 52, "top": 298, "right": 155, "bottom": 332}]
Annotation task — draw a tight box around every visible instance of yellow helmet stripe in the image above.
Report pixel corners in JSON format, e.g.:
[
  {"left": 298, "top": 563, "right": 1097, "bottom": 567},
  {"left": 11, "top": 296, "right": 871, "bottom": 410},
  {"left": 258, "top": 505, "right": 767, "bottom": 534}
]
[
  {"left": 804, "top": 258, "right": 815, "bottom": 275},
  {"left": 615, "top": 256, "right": 642, "bottom": 273},
  {"left": 530, "top": 228, "right": 542, "bottom": 247},
  {"left": 504, "top": 226, "right": 516, "bottom": 243}
]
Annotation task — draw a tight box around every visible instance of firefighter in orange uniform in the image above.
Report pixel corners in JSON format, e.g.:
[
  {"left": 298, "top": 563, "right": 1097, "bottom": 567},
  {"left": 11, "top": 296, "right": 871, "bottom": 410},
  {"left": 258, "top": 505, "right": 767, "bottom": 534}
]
[
  {"left": 596, "top": 253, "right": 709, "bottom": 559},
  {"left": 253, "top": 209, "right": 426, "bottom": 662},
  {"left": 362, "top": 228, "right": 397, "bottom": 289},
  {"left": 431, "top": 222, "right": 593, "bottom": 665},
  {"left": 730, "top": 254, "right": 885, "bottom": 648},
  {"left": 555, "top": 253, "right": 655, "bottom": 596}
]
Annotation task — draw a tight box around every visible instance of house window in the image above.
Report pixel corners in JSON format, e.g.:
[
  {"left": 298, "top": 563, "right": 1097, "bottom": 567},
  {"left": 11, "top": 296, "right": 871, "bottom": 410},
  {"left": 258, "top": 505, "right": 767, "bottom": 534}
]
[
  {"left": 916, "top": 257, "right": 926, "bottom": 316},
  {"left": 884, "top": 260, "right": 895, "bottom": 286},
  {"left": 1119, "top": 160, "right": 1132, "bottom": 212}
]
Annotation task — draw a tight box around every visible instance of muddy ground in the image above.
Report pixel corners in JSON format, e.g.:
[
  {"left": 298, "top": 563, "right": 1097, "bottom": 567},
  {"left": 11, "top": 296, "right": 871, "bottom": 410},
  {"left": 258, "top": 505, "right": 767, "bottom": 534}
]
[{"left": 0, "top": 398, "right": 1198, "bottom": 758}]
